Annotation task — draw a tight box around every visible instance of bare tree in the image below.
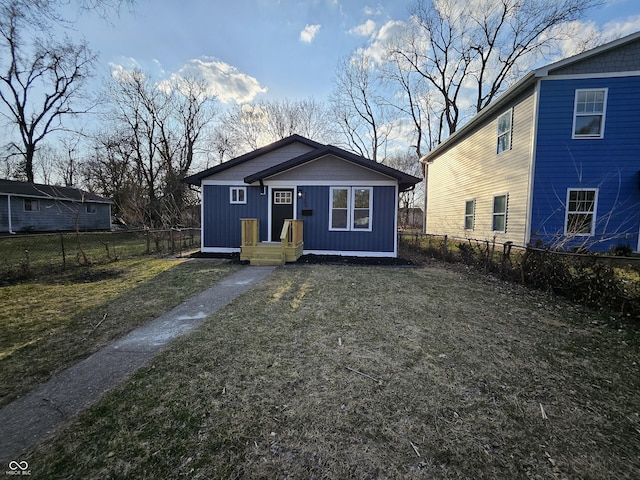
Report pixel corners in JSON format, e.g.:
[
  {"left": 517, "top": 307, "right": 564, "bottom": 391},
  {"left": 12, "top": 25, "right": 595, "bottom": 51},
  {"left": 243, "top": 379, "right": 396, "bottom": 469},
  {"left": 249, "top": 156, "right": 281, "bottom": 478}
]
[
  {"left": 0, "top": 0, "right": 134, "bottom": 182},
  {"left": 330, "top": 56, "right": 392, "bottom": 162},
  {"left": 157, "top": 75, "right": 217, "bottom": 224},
  {"left": 0, "top": 3, "right": 96, "bottom": 182},
  {"left": 83, "top": 130, "right": 142, "bottom": 225},
  {"left": 384, "top": 150, "right": 424, "bottom": 228},
  {"left": 105, "top": 69, "right": 217, "bottom": 227},
  {"left": 216, "top": 98, "right": 333, "bottom": 157},
  {"left": 395, "top": 0, "right": 603, "bottom": 138}
]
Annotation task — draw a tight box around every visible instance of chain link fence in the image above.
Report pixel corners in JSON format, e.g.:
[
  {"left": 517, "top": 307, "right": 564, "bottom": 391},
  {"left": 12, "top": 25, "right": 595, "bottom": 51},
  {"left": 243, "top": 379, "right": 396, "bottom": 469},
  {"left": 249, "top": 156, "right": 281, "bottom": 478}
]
[
  {"left": 0, "top": 228, "right": 200, "bottom": 283},
  {"left": 400, "top": 232, "right": 640, "bottom": 318}
]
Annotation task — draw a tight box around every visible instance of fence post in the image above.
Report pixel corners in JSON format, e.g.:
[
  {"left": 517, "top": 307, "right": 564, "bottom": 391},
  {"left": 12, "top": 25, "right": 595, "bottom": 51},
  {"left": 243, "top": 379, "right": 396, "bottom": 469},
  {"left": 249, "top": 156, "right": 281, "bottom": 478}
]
[{"left": 60, "top": 233, "right": 66, "bottom": 270}]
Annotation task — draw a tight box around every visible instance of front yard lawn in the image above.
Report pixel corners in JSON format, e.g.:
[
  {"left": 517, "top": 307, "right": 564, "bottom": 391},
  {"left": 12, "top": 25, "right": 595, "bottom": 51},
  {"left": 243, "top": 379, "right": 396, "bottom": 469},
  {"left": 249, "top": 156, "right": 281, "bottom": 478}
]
[
  {"left": 25, "top": 263, "right": 640, "bottom": 478},
  {"left": 0, "top": 258, "right": 242, "bottom": 407}
]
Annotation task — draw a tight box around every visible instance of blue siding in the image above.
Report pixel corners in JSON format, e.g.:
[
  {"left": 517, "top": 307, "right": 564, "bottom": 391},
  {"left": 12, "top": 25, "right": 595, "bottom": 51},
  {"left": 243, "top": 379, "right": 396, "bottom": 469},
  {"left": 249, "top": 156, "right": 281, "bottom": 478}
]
[
  {"left": 0, "top": 195, "right": 111, "bottom": 232},
  {"left": 202, "top": 186, "right": 268, "bottom": 248},
  {"left": 531, "top": 76, "right": 640, "bottom": 251},
  {"left": 297, "top": 185, "right": 396, "bottom": 253}
]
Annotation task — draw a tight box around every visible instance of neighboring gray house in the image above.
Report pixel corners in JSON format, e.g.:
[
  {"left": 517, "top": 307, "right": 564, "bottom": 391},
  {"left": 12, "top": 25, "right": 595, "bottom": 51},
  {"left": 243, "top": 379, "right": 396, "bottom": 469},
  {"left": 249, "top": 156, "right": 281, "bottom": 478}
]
[{"left": 0, "top": 179, "right": 112, "bottom": 233}]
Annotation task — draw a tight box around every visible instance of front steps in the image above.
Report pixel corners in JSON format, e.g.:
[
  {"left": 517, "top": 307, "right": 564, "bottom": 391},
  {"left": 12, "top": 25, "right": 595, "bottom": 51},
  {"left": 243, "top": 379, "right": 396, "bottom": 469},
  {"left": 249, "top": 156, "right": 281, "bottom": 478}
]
[{"left": 240, "top": 242, "right": 303, "bottom": 266}]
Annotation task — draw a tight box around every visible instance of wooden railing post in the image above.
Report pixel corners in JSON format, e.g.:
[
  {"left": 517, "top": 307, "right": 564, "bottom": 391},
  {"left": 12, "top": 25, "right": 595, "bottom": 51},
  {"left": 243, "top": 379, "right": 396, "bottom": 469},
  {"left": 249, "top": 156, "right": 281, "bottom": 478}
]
[{"left": 241, "top": 218, "right": 259, "bottom": 246}]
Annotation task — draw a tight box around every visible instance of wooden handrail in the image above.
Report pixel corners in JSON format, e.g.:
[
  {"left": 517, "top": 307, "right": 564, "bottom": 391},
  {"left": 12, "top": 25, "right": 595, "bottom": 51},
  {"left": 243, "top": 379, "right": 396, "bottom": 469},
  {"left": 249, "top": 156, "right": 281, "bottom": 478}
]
[{"left": 280, "top": 219, "right": 303, "bottom": 247}]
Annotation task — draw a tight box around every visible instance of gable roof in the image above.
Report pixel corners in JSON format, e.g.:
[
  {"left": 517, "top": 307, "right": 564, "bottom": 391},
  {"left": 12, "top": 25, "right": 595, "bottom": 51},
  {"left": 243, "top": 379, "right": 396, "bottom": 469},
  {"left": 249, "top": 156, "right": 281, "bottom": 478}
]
[
  {"left": 243, "top": 144, "right": 421, "bottom": 192},
  {"left": 0, "top": 179, "right": 112, "bottom": 203},
  {"left": 420, "top": 30, "right": 640, "bottom": 163},
  {"left": 183, "top": 134, "right": 324, "bottom": 186},
  {"left": 185, "top": 134, "right": 422, "bottom": 192}
]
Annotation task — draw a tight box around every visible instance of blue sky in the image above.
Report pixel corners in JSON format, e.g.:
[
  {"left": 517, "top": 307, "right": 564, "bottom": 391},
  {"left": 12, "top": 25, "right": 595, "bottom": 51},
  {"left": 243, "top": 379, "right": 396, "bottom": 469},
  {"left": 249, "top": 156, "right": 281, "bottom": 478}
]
[{"left": 66, "top": 0, "right": 640, "bottom": 108}]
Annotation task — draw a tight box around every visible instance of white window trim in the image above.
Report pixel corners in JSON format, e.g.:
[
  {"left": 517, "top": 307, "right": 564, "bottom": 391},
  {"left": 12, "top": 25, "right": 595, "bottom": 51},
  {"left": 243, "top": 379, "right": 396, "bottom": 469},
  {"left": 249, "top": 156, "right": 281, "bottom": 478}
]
[
  {"left": 329, "top": 186, "right": 373, "bottom": 232},
  {"left": 230, "top": 186, "right": 247, "bottom": 204},
  {"left": 492, "top": 193, "right": 508, "bottom": 233},
  {"left": 497, "top": 109, "right": 513, "bottom": 154},
  {"left": 273, "top": 190, "right": 293, "bottom": 204},
  {"left": 565, "top": 188, "right": 598, "bottom": 236},
  {"left": 572, "top": 88, "right": 607, "bottom": 139},
  {"left": 464, "top": 199, "right": 475, "bottom": 230}
]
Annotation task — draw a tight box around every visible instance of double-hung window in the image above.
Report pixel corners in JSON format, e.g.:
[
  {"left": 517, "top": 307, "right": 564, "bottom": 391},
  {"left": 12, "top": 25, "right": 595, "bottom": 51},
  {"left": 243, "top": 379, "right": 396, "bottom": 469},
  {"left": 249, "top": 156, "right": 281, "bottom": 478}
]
[
  {"left": 330, "top": 187, "right": 372, "bottom": 231},
  {"left": 464, "top": 199, "right": 475, "bottom": 230},
  {"left": 573, "top": 89, "right": 607, "bottom": 138},
  {"left": 24, "top": 199, "right": 39, "bottom": 211},
  {"left": 230, "top": 187, "right": 246, "bottom": 204},
  {"left": 565, "top": 189, "right": 597, "bottom": 235},
  {"left": 492, "top": 194, "right": 508, "bottom": 232},
  {"left": 497, "top": 109, "right": 513, "bottom": 154}
]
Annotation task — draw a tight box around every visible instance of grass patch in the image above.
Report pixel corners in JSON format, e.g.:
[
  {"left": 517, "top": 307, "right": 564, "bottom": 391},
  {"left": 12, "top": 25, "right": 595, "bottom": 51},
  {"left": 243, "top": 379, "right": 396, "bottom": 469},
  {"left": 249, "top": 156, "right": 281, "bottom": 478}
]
[
  {"left": 27, "top": 263, "right": 640, "bottom": 479},
  {"left": 0, "top": 258, "right": 241, "bottom": 407}
]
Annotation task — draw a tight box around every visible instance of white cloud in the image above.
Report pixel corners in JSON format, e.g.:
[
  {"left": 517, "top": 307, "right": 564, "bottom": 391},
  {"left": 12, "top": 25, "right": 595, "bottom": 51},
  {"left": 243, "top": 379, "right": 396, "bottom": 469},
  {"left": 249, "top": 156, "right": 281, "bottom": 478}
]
[
  {"left": 601, "top": 14, "right": 640, "bottom": 40},
  {"left": 109, "top": 57, "right": 143, "bottom": 81},
  {"left": 300, "top": 24, "right": 321, "bottom": 43},
  {"left": 172, "top": 58, "right": 267, "bottom": 104},
  {"left": 348, "top": 19, "right": 376, "bottom": 37},
  {"left": 357, "top": 20, "right": 407, "bottom": 64},
  {"left": 110, "top": 57, "right": 267, "bottom": 104},
  {"left": 363, "top": 5, "right": 384, "bottom": 16}
]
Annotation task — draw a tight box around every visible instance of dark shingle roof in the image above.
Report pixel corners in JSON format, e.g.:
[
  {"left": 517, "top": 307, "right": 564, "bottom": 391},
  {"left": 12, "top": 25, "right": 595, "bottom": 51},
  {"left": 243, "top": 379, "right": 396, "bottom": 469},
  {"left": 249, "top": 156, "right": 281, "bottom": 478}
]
[
  {"left": 183, "top": 134, "right": 325, "bottom": 186},
  {"left": 0, "top": 179, "right": 112, "bottom": 203},
  {"left": 243, "top": 144, "right": 422, "bottom": 192},
  {"left": 184, "top": 134, "right": 422, "bottom": 191}
]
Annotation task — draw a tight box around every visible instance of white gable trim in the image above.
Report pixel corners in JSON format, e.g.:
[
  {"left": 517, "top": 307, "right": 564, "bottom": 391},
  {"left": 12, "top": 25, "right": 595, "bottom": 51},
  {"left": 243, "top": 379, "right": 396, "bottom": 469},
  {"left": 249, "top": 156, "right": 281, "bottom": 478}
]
[{"left": 538, "top": 71, "right": 640, "bottom": 81}]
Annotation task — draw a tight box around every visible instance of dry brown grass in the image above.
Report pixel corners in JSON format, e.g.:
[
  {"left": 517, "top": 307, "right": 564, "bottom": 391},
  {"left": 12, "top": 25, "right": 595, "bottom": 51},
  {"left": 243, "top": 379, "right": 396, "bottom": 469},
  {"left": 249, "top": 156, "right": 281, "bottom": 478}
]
[
  {"left": 28, "top": 263, "right": 640, "bottom": 479},
  {"left": 0, "top": 258, "right": 241, "bottom": 407}
]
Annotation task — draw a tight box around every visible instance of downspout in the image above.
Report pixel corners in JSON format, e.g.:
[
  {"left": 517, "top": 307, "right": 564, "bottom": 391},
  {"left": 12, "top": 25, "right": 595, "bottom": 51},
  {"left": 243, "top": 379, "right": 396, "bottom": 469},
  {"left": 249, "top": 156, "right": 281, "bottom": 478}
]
[
  {"left": 7, "top": 194, "right": 14, "bottom": 234},
  {"left": 422, "top": 161, "right": 431, "bottom": 234}
]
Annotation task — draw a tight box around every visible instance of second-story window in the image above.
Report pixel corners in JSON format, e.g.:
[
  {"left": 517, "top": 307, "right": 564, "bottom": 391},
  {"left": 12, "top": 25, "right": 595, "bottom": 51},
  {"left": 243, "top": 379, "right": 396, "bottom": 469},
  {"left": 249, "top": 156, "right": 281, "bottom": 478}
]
[
  {"left": 497, "top": 109, "right": 512, "bottom": 154},
  {"left": 573, "top": 89, "right": 607, "bottom": 138}
]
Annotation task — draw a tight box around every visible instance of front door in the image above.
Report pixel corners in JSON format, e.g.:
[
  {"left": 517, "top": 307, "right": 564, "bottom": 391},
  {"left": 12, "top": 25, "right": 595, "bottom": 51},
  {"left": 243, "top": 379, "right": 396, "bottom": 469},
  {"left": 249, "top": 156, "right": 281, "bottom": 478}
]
[{"left": 271, "top": 189, "right": 294, "bottom": 241}]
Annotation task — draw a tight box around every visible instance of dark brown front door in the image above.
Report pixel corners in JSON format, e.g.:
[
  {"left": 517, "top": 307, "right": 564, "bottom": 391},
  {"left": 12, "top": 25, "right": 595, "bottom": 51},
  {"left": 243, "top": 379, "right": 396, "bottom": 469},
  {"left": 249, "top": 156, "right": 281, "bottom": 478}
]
[{"left": 271, "top": 189, "right": 294, "bottom": 241}]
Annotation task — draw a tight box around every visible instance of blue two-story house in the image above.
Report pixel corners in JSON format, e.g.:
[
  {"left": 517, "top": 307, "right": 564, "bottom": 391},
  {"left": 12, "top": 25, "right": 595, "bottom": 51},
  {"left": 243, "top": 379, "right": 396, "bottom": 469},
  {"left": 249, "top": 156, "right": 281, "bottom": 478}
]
[
  {"left": 420, "top": 31, "right": 640, "bottom": 252},
  {"left": 184, "top": 135, "right": 421, "bottom": 263}
]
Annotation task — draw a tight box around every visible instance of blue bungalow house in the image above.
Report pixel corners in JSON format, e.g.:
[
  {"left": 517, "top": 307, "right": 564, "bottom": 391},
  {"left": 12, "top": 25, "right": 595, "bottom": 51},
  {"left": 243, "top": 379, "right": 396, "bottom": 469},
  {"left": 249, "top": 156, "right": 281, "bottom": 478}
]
[
  {"left": 184, "top": 135, "right": 421, "bottom": 264},
  {"left": 0, "top": 179, "right": 112, "bottom": 233},
  {"left": 420, "top": 31, "right": 640, "bottom": 252}
]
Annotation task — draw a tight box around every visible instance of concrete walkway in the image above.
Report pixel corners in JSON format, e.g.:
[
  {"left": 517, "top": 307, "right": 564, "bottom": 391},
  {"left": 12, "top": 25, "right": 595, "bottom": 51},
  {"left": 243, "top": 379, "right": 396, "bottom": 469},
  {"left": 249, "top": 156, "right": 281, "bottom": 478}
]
[{"left": 0, "top": 265, "right": 276, "bottom": 465}]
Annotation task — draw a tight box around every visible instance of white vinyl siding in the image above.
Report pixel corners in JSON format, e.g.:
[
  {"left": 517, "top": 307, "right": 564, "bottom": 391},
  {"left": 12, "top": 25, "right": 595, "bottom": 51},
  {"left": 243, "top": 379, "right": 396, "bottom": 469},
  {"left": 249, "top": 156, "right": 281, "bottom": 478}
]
[{"left": 425, "top": 90, "right": 535, "bottom": 245}]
